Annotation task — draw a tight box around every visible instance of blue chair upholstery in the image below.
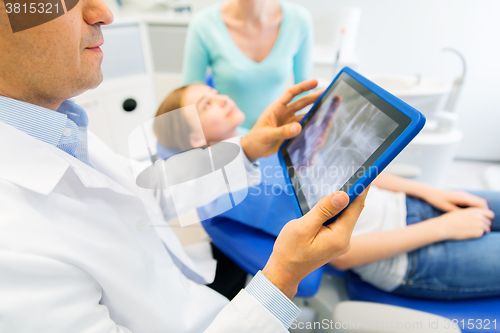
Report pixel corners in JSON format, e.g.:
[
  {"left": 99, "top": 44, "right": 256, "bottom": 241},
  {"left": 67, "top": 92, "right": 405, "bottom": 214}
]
[
  {"left": 205, "top": 72, "right": 215, "bottom": 88},
  {"left": 203, "top": 216, "right": 324, "bottom": 298},
  {"left": 199, "top": 154, "right": 301, "bottom": 237},
  {"left": 323, "top": 264, "right": 346, "bottom": 278}
]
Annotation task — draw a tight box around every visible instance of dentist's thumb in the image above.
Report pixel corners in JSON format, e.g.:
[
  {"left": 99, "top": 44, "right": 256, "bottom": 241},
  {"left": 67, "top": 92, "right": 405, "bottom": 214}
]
[{"left": 301, "top": 191, "right": 350, "bottom": 233}]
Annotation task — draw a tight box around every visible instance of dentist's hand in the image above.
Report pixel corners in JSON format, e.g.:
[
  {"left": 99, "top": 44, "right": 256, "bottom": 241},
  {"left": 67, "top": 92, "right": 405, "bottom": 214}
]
[
  {"left": 241, "top": 79, "right": 324, "bottom": 161},
  {"left": 262, "top": 188, "right": 369, "bottom": 299}
]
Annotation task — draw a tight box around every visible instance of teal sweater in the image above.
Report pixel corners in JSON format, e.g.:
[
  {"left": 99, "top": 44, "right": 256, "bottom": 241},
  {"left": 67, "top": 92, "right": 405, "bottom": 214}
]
[{"left": 182, "top": 1, "right": 314, "bottom": 129}]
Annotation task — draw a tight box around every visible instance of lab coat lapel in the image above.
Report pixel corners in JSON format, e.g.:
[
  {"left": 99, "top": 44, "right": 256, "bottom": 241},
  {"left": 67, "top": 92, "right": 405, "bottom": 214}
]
[
  {"left": 85, "top": 132, "right": 216, "bottom": 285},
  {"left": 0, "top": 122, "right": 69, "bottom": 195},
  {"left": 86, "top": 132, "right": 145, "bottom": 197}
]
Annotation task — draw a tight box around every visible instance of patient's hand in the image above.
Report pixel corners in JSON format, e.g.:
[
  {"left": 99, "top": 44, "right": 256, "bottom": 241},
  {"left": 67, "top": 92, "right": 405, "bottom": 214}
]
[
  {"left": 241, "top": 79, "right": 324, "bottom": 161},
  {"left": 262, "top": 188, "right": 368, "bottom": 299},
  {"left": 432, "top": 208, "right": 495, "bottom": 241},
  {"left": 425, "top": 189, "right": 489, "bottom": 212}
]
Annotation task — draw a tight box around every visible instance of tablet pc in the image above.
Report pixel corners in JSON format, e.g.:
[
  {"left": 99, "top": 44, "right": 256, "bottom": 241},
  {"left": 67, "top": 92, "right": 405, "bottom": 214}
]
[{"left": 278, "top": 67, "right": 426, "bottom": 224}]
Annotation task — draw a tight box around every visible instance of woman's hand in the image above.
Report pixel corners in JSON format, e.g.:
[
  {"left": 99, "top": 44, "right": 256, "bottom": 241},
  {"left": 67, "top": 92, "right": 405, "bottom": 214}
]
[
  {"left": 431, "top": 208, "right": 495, "bottom": 241},
  {"left": 424, "top": 188, "right": 489, "bottom": 212},
  {"left": 241, "top": 79, "right": 324, "bottom": 161}
]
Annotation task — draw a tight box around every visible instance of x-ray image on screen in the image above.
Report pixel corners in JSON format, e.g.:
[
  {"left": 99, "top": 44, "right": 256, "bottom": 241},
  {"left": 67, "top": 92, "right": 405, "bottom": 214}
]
[{"left": 288, "top": 80, "right": 399, "bottom": 209}]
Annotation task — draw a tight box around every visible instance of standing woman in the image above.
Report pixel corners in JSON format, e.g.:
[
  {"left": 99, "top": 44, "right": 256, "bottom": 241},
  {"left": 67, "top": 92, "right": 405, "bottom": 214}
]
[{"left": 182, "top": 0, "right": 314, "bottom": 129}]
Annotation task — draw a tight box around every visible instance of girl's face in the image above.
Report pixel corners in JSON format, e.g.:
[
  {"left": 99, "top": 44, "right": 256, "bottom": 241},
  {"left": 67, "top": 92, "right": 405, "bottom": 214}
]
[{"left": 182, "top": 84, "right": 245, "bottom": 143}]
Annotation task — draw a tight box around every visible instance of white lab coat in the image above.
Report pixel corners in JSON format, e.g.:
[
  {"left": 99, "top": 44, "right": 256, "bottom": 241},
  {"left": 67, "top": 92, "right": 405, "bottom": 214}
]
[{"left": 0, "top": 121, "right": 288, "bottom": 333}]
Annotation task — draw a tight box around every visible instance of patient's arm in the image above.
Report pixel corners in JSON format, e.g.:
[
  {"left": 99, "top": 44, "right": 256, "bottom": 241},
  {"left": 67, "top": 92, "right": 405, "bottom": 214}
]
[
  {"left": 331, "top": 208, "right": 494, "bottom": 270},
  {"left": 374, "top": 172, "right": 489, "bottom": 212},
  {"left": 372, "top": 172, "right": 430, "bottom": 197},
  {"left": 331, "top": 220, "right": 441, "bottom": 270}
]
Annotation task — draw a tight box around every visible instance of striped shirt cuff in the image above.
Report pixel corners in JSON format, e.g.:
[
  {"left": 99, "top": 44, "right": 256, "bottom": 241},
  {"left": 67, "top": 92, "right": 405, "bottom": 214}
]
[{"left": 246, "top": 271, "right": 301, "bottom": 329}]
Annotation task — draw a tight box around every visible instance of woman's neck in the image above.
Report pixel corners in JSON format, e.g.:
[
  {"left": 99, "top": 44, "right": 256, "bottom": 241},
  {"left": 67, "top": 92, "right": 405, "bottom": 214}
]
[{"left": 231, "top": 0, "right": 279, "bottom": 24}]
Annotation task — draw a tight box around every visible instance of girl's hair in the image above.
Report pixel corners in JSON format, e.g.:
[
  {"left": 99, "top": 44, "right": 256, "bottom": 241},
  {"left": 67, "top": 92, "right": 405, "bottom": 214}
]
[{"left": 153, "top": 85, "right": 194, "bottom": 152}]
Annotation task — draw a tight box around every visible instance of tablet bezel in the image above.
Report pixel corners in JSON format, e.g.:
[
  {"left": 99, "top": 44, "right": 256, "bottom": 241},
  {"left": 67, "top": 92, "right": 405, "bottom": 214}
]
[{"left": 278, "top": 67, "right": 425, "bottom": 221}]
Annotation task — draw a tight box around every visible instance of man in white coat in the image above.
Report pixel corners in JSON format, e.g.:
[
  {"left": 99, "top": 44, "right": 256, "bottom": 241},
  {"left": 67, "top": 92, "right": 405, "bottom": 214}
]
[{"left": 0, "top": 1, "right": 367, "bottom": 332}]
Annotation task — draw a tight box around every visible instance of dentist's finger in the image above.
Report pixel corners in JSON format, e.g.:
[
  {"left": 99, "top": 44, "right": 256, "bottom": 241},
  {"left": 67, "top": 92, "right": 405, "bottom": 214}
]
[
  {"left": 277, "top": 79, "right": 319, "bottom": 105},
  {"left": 287, "top": 89, "right": 325, "bottom": 114},
  {"left": 267, "top": 122, "right": 302, "bottom": 142},
  {"left": 294, "top": 114, "right": 306, "bottom": 123}
]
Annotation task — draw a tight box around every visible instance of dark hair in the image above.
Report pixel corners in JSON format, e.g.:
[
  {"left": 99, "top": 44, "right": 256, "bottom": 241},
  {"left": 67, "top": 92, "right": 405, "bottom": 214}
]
[{"left": 153, "top": 85, "right": 194, "bottom": 152}]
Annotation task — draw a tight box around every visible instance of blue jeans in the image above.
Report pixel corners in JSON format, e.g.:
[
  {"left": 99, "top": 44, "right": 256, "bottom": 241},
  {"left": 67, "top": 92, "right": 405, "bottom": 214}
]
[{"left": 391, "top": 191, "right": 500, "bottom": 300}]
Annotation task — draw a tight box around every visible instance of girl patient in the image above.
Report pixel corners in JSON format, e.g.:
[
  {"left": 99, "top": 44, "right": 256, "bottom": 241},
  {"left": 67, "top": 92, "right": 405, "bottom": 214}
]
[
  {"left": 154, "top": 83, "right": 500, "bottom": 301},
  {"left": 153, "top": 84, "right": 245, "bottom": 159}
]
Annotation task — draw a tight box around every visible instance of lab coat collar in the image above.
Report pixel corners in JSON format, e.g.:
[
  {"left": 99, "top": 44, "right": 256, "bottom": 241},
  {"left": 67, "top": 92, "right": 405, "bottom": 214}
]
[{"left": 0, "top": 121, "right": 134, "bottom": 197}]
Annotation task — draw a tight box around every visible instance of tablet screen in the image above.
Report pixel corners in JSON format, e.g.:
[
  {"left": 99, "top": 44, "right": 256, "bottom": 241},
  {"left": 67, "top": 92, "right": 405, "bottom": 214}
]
[{"left": 282, "top": 73, "right": 411, "bottom": 214}]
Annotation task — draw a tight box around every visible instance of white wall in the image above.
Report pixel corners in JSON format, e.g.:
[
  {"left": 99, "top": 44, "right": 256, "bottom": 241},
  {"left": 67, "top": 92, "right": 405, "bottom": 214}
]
[{"left": 189, "top": 0, "right": 500, "bottom": 161}]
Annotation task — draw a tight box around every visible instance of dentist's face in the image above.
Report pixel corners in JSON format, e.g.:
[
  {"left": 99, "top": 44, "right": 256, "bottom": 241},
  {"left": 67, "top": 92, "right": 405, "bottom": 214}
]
[
  {"left": 0, "top": 0, "right": 114, "bottom": 108},
  {"left": 182, "top": 84, "right": 246, "bottom": 143}
]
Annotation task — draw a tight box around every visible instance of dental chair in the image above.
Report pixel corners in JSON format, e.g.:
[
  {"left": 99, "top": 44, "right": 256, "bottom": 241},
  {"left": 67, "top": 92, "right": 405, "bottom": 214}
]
[{"left": 202, "top": 155, "right": 500, "bottom": 333}]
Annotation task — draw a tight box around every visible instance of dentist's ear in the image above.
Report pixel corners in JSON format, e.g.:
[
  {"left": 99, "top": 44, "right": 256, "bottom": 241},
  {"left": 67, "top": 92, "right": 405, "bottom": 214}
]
[{"left": 189, "top": 132, "right": 206, "bottom": 149}]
